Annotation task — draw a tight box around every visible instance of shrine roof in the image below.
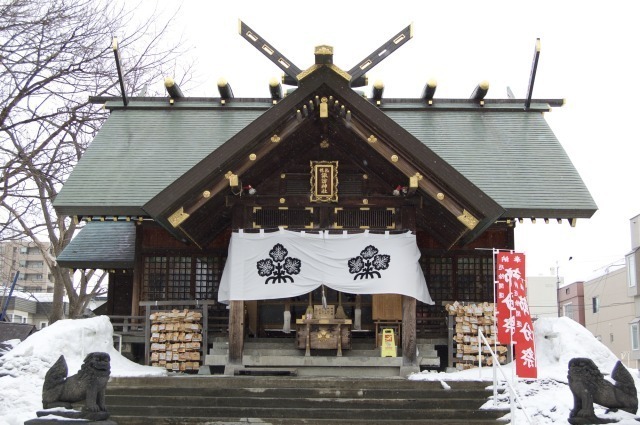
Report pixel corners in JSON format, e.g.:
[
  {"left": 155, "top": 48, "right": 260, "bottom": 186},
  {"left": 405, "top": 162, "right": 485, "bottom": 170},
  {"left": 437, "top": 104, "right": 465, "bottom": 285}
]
[
  {"left": 56, "top": 221, "right": 136, "bottom": 269},
  {"left": 53, "top": 96, "right": 596, "bottom": 221}
]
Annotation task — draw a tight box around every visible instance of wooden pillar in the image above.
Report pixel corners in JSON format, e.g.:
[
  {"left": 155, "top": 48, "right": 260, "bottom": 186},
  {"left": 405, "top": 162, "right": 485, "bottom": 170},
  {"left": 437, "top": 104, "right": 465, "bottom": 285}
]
[
  {"left": 228, "top": 300, "right": 244, "bottom": 364},
  {"left": 402, "top": 295, "right": 417, "bottom": 366},
  {"left": 401, "top": 205, "right": 418, "bottom": 367},
  {"left": 131, "top": 223, "right": 143, "bottom": 316}
]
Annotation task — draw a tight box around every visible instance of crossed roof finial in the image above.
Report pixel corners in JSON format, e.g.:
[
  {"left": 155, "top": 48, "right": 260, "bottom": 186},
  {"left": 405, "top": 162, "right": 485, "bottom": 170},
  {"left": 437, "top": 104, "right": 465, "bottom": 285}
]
[{"left": 238, "top": 20, "right": 413, "bottom": 88}]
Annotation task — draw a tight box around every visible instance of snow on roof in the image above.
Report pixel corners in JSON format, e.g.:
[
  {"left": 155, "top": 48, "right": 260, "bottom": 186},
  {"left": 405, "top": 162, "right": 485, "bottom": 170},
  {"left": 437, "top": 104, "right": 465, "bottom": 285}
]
[{"left": 0, "top": 288, "right": 68, "bottom": 303}]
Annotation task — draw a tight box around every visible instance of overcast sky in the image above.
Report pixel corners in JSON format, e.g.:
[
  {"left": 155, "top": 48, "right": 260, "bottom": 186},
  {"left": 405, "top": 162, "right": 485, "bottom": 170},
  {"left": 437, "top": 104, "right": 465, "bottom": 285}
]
[{"left": 128, "top": 0, "right": 640, "bottom": 284}]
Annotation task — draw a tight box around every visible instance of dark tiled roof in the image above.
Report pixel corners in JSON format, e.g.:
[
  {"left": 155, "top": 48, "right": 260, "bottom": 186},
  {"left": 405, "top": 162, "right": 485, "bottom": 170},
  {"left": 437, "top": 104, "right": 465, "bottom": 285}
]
[
  {"left": 54, "top": 105, "right": 265, "bottom": 216},
  {"left": 53, "top": 97, "right": 596, "bottom": 219},
  {"left": 387, "top": 109, "right": 596, "bottom": 217},
  {"left": 56, "top": 221, "right": 136, "bottom": 269},
  {"left": 0, "top": 322, "right": 36, "bottom": 343}
]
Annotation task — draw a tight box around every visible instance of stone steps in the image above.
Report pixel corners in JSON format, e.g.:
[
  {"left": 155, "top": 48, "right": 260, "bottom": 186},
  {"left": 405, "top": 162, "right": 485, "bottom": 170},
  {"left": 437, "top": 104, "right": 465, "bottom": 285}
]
[{"left": 106, "top": 376, "right": 507, "bottom": 425}]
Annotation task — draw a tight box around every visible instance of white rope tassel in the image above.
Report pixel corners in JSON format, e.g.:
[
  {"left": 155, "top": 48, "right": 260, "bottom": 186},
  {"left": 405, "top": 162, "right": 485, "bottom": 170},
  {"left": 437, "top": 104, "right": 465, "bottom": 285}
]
[
  {"left": 283, "top": 310, "right": 291, "bottom": 334},
  {"left": 354, "top": 307, "right": 362, "bottom": 330},
  {"left": 321, "top": 285, "right": 327, "bottom": 309}
]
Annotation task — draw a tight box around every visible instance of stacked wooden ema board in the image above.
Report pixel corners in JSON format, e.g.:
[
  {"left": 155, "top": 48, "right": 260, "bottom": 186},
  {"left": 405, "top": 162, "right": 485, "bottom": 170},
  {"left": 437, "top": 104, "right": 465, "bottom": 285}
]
[
  {"left": 149, "top": 309, "right": 203, "bottom": 372},
  {"left": 445, "top": 301, "right": 508, "bottom": 370}
]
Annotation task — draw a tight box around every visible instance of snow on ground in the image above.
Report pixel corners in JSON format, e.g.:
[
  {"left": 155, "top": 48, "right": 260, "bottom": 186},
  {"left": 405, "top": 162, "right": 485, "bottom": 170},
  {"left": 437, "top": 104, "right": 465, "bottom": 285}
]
[
  {"left": 0, "top": 316, "right": 165, "bottom": 425},
  {"left": 1, "top": 316, "right": 639, "bottom": 424},
  {"left": 410, "top": 316, "right": 640, "bottom": 424}
]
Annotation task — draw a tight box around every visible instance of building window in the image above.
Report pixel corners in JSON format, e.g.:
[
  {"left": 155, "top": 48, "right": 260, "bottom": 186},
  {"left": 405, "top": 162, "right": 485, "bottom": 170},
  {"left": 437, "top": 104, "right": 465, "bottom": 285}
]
[
  {"left": 563, "top": 303, "right": 574, "bottom": 320},
  {"left": 610, "top": 333, "right": 614, "bottom": 343},
  {"left": 627, "top": 253, "right": 637, "bottom": 287},
  {"left": 631, "top": 323, "right": 640, "bottom": 350},
  {"left": 565, "top": 287, "right": 570, "bottom": 295},
  {"left": 10, "top": 314, "right": 26, "bottom": 323},
  {"left": 592, "top": 297, "right": 600, "bottom": 313},
  {"left": 40, "top": 322, "right": 48, "bottom": 329},
  {"left": 142, "top": 253, "right": 226, "bottom": 301},
  {"left": 19, "top": 247, "right": 28, "bottom": 254}
]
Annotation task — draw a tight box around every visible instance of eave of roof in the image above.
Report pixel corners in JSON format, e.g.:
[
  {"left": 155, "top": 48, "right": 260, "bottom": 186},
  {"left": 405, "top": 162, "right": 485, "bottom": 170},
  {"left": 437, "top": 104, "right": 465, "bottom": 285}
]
[
  {"left": 54, "top": 85, "right": 595, "bottom": 223},
  {"left": 56, "top": 221, "right": 136, "bottom": 269}
]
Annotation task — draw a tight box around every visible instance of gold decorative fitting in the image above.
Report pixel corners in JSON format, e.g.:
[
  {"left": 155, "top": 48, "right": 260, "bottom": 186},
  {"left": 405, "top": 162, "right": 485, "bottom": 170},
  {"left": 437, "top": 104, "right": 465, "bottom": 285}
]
[
  {"left": 362, "top": 199, "right": 369, "bottom": 205},
  {"left": 279, "top": 198, "right": 286, "bottom": 204},
  {"left": 271, "top": 134, "right": 281, "bottom": 143},
  {"left": 457, "top": 209, "right": 479, "bottom": 230},
  {"left": 320, "top": 139, "right": 330, "bottom": 149},
  {"left": 315, "top": 45, "right": 333, "bottom": 55},
  {"left": 328, "top": 64, "right": 352, "bottom": 82},
  {"left": 249, "top": 153, "right": 257, "bottom": 161},
  {"left": 436, "top": 192, "right": 445, "bottom": 201},
  {"left": 224, "top": 171, "right": 233, "bottom": 179},
  {"left": 202, "top": 190, "right": 211, "bottom": 198},
  {"left": 319, "top": 97, "right": 328, "bottom": 118},
  {"left": 367, "top": 135, "right": 377, "bottom": 144},
  {"left": 281, "top": 173, "right": 286, "bottom": 179},
  {"left": 168, "top": 207, "right": 190, "bottom": 228},
  {"left": 391, "top": 155, "right": 399, "bottom": 163},
  {"left": 363, "top": 174, "right": 368, "bottom": 180}
]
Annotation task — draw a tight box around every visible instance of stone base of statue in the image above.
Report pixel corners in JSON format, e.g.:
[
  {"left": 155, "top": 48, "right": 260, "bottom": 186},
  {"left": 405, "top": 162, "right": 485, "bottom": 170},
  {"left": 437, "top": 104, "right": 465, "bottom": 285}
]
[{"left": 24, "top": 409, "right": 118, "bottom": 425}]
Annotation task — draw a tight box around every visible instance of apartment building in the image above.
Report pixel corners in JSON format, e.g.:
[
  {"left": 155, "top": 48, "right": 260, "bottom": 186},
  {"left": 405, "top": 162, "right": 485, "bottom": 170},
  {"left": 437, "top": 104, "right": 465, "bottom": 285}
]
[
  {"left": 0, "top": 241, "right": 54, "bottom": 293},
  {"left": 584, "top": 266, "right": 635, "bottom": 364},
  {"left": 557, "top": 281, "right": 585, "bottom": 326}
]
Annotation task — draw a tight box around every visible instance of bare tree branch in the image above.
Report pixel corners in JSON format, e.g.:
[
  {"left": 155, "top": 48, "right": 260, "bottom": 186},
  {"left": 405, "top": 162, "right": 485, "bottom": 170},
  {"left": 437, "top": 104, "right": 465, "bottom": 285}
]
[{"left": 0, "top": 0, "right": 189, "bottom": 322}]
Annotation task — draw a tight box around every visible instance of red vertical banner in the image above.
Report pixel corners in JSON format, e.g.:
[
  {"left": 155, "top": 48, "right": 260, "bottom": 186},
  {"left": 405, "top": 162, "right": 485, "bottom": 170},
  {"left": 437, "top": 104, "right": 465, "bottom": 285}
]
[{"left": 495, "top": 252, "right": 537, "bottom": 378}]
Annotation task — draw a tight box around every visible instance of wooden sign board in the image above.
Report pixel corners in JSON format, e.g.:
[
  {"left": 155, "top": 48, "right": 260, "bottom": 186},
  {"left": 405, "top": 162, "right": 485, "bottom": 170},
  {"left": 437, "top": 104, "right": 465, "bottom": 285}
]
[
  {"left": 310, "top": 161, "right": 338, "bottom": 202},
  {"left": 372, "top": 294, "right": 403, "bottom": 320}
]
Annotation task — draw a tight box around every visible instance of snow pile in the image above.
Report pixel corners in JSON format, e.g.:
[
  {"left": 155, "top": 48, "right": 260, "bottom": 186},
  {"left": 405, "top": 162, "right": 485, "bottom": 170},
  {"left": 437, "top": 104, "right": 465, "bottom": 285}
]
[
  {"left": 0, "top": 316, "right": 165, "bottom": 425},
  {"left": 410, "top": 317, "right": 640, "bottom": 424},
  {"left": 1, "top": 316, "right": 639, "bottom": 424}
]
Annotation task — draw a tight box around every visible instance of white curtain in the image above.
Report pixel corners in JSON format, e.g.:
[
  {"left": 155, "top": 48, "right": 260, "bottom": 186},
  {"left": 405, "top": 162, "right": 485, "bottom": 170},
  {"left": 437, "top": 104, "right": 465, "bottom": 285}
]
[{"left": 218, "top": 229, "right": 433, "bottom": 305}]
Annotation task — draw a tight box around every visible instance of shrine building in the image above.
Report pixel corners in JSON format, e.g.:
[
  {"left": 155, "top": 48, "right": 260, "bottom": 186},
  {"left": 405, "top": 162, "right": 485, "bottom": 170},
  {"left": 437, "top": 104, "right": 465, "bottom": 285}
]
[{"left": 53, "top": 23, "right": 596, "bottom": 374}]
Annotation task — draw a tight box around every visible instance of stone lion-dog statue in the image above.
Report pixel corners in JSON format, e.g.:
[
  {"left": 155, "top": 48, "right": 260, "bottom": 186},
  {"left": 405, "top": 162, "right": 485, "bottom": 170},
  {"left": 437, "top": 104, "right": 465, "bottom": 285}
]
[
  {"left": 42, "top": 352, "right": 111, "bottom": 414},
  {"left": 568, "top": 357, "right": 637, "bottom": 424}
]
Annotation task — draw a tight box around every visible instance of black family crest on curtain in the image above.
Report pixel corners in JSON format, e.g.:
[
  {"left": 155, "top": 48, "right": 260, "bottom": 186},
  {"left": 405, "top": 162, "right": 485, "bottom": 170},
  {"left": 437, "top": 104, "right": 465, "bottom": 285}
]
[
  {"left": 257, "top": 243, "right": 302, "bottom": 284},
  {"left": 348, "top": 245, "right": 390, "bottom": 280}
]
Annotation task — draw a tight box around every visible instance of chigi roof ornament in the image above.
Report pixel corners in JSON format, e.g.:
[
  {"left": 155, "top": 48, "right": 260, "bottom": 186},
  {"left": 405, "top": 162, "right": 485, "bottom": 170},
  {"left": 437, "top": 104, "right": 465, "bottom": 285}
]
[{"left": 238, "top": 20, "right": 412, "bottom": 89}]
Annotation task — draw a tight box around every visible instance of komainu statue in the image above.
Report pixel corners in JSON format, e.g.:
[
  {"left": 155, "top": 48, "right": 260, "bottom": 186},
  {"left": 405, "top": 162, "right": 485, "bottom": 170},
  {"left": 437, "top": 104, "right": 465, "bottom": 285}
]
[
  {"left": 568, "top": 357, "right": 638, "bottom": 424},
  {"left": 42, "top": 352, "right": 111, "bottom": 418}
]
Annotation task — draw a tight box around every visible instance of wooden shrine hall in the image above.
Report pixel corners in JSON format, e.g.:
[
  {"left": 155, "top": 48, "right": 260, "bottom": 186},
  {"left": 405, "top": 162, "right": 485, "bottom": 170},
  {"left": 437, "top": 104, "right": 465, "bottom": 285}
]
[{"left": 54, "top": 23, "right": 596, "bottom": 373}]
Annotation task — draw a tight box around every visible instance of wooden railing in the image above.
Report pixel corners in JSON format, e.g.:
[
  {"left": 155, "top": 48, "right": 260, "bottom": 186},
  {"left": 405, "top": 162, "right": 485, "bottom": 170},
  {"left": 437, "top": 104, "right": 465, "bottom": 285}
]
[{"left": 109, "top": 315, "right": 145, "bottom": 336}]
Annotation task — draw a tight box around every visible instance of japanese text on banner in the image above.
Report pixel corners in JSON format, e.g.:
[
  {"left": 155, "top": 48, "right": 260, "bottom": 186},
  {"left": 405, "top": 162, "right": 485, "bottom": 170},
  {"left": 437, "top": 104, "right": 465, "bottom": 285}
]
[{"left": 495, "top": 252, "right": 537, "bottom": 378}]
